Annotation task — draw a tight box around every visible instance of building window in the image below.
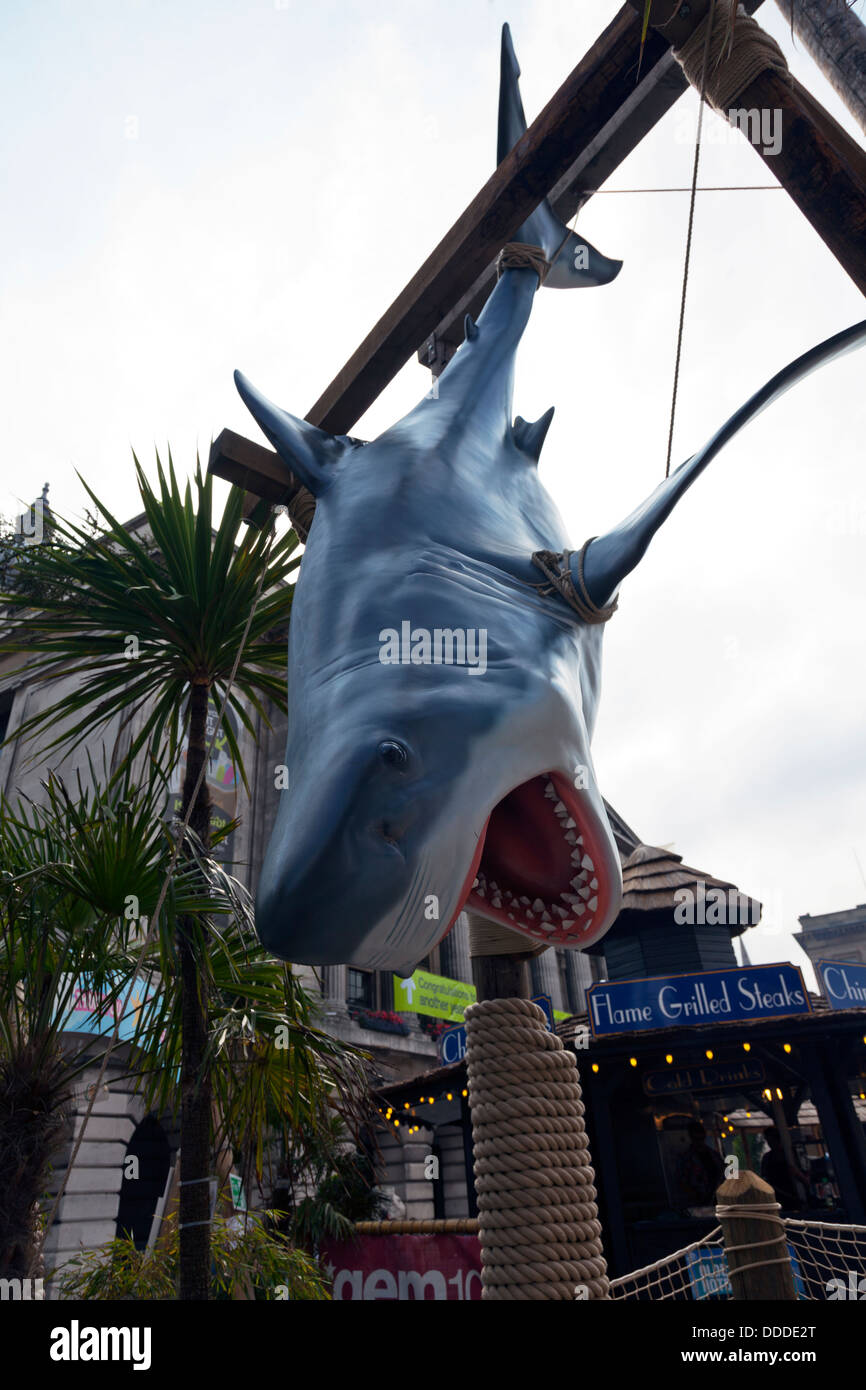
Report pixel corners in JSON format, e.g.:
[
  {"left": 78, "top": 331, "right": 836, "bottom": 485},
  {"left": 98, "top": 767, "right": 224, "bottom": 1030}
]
[{"left": 347, "top": 969, "right": 374, "bottom": 1009}]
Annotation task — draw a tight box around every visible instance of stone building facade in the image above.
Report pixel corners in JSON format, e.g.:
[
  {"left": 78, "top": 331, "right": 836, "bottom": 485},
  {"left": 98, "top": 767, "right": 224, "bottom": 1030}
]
[{"left": 798, "top": 903, "right": 866, "bottom": 972}]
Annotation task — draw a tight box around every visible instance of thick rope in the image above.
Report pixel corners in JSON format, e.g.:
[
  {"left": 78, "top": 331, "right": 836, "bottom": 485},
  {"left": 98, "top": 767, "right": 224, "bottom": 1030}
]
[
  {"left": 531, "top": 539, "right": 619, "bottom": 624},
  {"left": 715, "top": 1201, "right": 795, "bottom": 1280},
  {"left": 496, "top": 242, "right": 552, "bottom": 282},
  {"left": 673, "top": 3, "right": 792, "bottom": 116},
  {"left": 464, "top": 997, "right": 609, "bottom": 1300}
]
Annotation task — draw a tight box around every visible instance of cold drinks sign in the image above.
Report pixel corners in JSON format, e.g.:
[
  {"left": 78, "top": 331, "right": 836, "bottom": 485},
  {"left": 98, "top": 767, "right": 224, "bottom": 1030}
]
[{"left": 587, "top": 964, "right": 811, "bottom": 1036}]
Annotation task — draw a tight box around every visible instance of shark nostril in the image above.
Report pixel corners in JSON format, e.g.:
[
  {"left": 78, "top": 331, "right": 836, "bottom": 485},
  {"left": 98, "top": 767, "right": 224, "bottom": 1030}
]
[
  {"left": 378, "top": 739, "right": 408, "bottom": 770},
  {"left": 380, "top": 822, "right": 402, "bottom": 850}
]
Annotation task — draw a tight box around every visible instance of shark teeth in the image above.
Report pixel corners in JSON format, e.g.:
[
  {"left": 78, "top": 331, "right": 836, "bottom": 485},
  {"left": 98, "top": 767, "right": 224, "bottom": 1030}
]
[{"left": 466, "top": 775, "right": 604, "bottom": 943}]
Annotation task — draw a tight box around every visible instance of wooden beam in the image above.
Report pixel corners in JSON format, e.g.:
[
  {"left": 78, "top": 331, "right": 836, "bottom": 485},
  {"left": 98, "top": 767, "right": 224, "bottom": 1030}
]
[
  {"left": 209, "top": 3, "right": 714, "bottom": 512},
  {"left": 307, "top": 5, "right": 674, "bottom": 435},
  {"left": 209, "top": 0, "right": 865, "bottom": 518},
  {"left": 208, "top": 428, "right": 315, "bottom": 536},
  {"left": 629, "top": 0, "right": 866, "bottom": 295},
  {"left": 419, "top": 47, "right": 692, "bottom": 369},
  {"left": 739, "top": 69, "right": 866, "bottom": 293}
]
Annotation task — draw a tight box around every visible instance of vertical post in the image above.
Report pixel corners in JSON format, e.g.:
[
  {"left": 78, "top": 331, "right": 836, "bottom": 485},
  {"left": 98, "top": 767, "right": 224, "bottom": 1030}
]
[
  {"left": 716, "top": 1170, "right": 798, "bottom": 1300},
  {"left": 769, "top": 1093, "right": 808, "bottom": 1205}
]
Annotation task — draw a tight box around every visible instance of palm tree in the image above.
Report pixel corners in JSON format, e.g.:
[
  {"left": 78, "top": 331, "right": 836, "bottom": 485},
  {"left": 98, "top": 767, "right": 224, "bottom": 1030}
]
[
  {"left": 0, "top": 761, "right": 372, "bottom": 1291},
  {"left": 0, "top": 759, "right": 218, "bottom": 1281},
  {"left": 0, "top": 454, "right": 339, "bottom": 1297},
  {"left": 775, "top": 0, "right": 866, "bottom": 134}
]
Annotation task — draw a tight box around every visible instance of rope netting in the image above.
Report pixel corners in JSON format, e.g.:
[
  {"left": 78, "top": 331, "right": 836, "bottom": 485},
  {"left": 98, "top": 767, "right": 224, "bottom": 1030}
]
[
  {"left": 785, "top": 1218, "right": 866, "bottom": 1299},
  {"left": 609, "top": 1227, "right": 729, "bottom": 1301},
  {"left": 609, "top": 1216, "right": 866, "bottom": 1301}
]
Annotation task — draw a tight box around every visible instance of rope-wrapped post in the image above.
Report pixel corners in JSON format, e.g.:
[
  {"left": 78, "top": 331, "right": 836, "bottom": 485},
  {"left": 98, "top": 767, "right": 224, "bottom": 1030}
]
[
  {"left": 465, "top": 913, "right": 609, "bottom": 1300},
  {"left": 716, "top": 1170, "right": 798, "bottom": 1300}
]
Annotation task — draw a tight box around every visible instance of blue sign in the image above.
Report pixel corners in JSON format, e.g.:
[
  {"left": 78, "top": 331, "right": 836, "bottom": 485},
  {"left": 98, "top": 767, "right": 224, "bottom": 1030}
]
[
  {"left": 587, "top": 964, "right": 811, "bottom": 1036},
  {"left": 439, "top": 994, "right": 553, "bottom": 1064},
  {"left": 817, "top": 960, "right": 866, "bottom": 1010},
  {"left": 685, "top": 1246, "right": 807, "bottom": 1301}
]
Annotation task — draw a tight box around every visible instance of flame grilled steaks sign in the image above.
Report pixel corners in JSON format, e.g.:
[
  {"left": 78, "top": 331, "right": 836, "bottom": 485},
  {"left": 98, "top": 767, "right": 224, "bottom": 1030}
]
[
  {"left": 234, "top": 25, "right": 866, "bottom": 973},
  {"left": 588, "top": 964, "right": 811, "bottom": 1036}
]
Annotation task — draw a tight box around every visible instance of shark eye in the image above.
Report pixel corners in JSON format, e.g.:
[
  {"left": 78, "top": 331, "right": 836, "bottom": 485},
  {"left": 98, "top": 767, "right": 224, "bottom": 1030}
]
[{"left": 378, "top": 739, "right": 408, "bottom": 770}]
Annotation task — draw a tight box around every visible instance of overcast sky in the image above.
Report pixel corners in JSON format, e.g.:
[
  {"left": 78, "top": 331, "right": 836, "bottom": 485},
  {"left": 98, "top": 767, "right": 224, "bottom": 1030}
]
[{"left": 3, "top": 0, "right": 865, "bottom": 985}]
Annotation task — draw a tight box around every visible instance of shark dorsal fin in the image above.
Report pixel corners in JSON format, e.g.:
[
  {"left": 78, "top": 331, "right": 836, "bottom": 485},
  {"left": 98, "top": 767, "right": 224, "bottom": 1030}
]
[{"left": 513, "top": 408, "right": 555, "bottom": 463}]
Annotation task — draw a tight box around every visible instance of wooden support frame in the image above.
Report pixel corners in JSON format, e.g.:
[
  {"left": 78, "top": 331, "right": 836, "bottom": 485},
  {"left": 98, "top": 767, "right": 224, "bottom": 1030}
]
[
  {"left": 209, "top": 0, "right": 866, "bottom": 524},
  {"left": 628, "top": 0, "right": 866, "bottom": 295}
]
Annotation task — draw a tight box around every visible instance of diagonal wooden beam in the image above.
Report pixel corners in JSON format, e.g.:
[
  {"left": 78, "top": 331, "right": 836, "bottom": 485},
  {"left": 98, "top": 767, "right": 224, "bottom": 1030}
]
[
  {"left": 305, "top": 5, "right": 673, "bottom": 436},
  {"left": 628, "top": 0, "right": 866, "bottom": 293},
  {"left": 209, "top": 0, "right": 866, "bottom": 523},
  {"left": 209, "top": 3, "right": 703, "bottom": 516}
]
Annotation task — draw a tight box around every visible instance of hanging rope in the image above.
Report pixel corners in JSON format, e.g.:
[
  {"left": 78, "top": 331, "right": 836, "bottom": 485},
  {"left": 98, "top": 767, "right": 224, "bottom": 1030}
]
[
  {"left": 464, "top": 997, "right": 609, "bottom": 1300},
  {"left": 664, "top": 0, "right": 717, "bottom": 478},
  {"left": 664, "top": 4, "right": 793, "bottom": 477}
]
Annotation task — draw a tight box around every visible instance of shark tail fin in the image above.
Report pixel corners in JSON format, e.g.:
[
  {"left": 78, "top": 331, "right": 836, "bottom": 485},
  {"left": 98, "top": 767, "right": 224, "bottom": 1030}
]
[{"left": 498, "top": 23, "right": 621, "bottom": 289}]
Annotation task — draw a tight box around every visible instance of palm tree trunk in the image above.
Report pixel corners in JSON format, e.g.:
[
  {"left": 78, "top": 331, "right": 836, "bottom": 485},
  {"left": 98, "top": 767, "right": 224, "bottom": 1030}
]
[
  {"left": 775, "top": 0, "right": 866, "bottom": 133},
  {"left": 0, "top": 1044, "right": 71, "bottom": 1282},
  {"left": 178, "top": 679, "right": 212, "bottom": 1300}
]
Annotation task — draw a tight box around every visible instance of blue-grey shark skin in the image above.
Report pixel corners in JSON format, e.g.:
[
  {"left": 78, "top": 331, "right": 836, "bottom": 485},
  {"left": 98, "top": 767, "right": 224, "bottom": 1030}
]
[{"left": 236, "top": 24, "right": 866, "bottom": 974}]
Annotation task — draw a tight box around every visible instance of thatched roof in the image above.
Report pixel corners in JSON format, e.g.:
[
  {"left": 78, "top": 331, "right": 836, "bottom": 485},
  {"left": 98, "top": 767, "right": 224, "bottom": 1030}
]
[{"left": 617, "top": 841, "right": 761, "bottom": 921}]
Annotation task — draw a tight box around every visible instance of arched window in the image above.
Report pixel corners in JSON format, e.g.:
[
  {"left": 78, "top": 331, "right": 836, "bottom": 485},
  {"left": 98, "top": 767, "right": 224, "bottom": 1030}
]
[{"left": 115, "top": 1115, "right": 172, "bottom": 1250}]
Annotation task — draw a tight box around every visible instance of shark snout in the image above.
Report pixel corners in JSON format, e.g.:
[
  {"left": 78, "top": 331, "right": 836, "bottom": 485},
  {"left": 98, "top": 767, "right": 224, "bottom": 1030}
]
[{"left": 254, "top": 751, "right": 424, "bottom": 965}]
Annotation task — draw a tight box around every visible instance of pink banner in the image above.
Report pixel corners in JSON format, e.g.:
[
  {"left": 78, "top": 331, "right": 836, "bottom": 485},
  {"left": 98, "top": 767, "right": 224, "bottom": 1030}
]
[{"left": 321, "top": 1234, "right": 482, "bottom": 1300}]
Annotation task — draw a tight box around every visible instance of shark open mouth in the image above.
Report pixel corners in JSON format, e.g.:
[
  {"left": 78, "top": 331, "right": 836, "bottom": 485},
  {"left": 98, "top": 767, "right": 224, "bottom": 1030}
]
[{"left": 458, "top": 771, "right": 613, "bottom": 950}]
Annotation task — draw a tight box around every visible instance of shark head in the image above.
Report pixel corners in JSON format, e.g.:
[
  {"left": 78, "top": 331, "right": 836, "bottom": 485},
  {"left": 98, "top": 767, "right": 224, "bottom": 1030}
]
[{"left": 237, "top": 25, "right": 866, "bottom": 974}]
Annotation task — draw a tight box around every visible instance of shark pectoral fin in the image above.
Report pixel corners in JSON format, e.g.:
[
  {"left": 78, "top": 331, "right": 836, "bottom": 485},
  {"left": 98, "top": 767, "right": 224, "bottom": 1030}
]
[
  {"left": 496, "top": 23, "right": 622, "bottom": 289},
  {"left": 580, "top": 318, "right": 866, "bottom": 607},
  {"left": 234, "top": 370, "right": 349, "bottom": 497}
]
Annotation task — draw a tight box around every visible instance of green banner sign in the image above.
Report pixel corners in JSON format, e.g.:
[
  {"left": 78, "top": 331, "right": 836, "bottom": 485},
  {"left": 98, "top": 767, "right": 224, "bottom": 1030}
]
[{"left": 393, "top": 969, "right": 476, "bottom": 1022}]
